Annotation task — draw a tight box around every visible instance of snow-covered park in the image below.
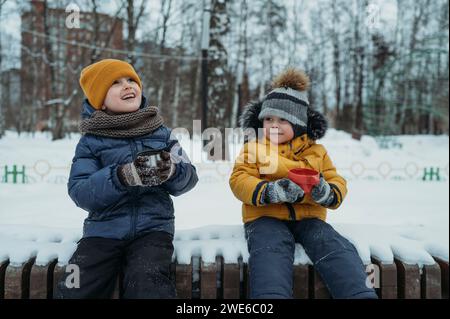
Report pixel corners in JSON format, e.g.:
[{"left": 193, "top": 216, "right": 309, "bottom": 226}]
[{"left": 0, "top": 129, "right": 448, "bottom": 267}]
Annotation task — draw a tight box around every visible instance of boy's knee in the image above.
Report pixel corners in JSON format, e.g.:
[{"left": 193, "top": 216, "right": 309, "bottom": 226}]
[
  {"left": 298, "top": 218, "right": 331, "bottom": 234},
  {"left": 122, "top": 263, "right": 176, "bottom": 299},
  {"left": 298, "top": 219, "right": 348, "bottom": 246},
  {"left": 245, "top": 217, "right": 294, "bottom": 254}
]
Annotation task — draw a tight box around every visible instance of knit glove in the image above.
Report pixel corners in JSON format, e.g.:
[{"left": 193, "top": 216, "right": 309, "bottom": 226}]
[
  {"left": 118, "top": 151, "right": 175, "bottom": 187},
  {"left": 152, "top": 151, "right": 176, "bottom": 183},
  {"left": 311, "top": 175, "right": 336, "bottom": 207},
  {"left": 260, "top": 178, "right": 305, "bottom": 205}
]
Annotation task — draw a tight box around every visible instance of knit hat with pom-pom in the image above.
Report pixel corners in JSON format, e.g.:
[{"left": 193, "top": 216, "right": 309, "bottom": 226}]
[{"left": 258, "top": 68, "right": 310, "bottom": 131}]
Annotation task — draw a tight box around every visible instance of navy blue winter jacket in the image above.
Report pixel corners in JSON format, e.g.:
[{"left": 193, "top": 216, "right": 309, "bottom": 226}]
[{"left": 68, "top": 97, "right": 198, "bottom": 240}]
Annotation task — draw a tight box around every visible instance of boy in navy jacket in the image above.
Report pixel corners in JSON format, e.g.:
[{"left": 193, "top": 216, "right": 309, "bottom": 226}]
[{"left": 55, "top": 59, "right": 198, "bottom": 299}]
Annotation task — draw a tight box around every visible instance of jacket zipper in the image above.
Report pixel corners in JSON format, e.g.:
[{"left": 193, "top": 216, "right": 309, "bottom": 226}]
[
  {"left": 285, "top": 142, "right": 297, "bottom": 220},
  {"left": 130, "top": 139, "right": 139, "bottom": 239},
  {"left": 286, "top": 203, "right": 297, "bottom": 221}
]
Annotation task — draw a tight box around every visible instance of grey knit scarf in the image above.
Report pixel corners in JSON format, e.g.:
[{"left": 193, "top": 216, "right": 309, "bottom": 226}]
[{"left": 79, "top": 106, "right": 164, "bottom": 138}]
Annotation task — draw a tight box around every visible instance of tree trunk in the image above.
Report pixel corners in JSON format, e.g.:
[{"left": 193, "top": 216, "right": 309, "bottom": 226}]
[
  {"left": 42, "top": 1, "right": 63, "bottom": 140},
  {"left": 332, "top": 0, "right": 341, "bottom": 119},
  {"left": 126, "top": 0, "right": 146, "bottom": 65},
  {"left": 171, "top": 67, "right": 181, "bottom": 127}
]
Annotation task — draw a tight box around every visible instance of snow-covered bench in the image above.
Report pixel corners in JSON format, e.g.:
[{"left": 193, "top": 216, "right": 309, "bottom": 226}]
[
  {"left": 0, "top": 255, "right": 447, "bottom": 299},
  {"left": 1, "top": 224, "right": 449, "bottom": 299}
]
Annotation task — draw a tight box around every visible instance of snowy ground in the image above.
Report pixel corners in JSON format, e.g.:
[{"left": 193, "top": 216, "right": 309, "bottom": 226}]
[{"left": 0, "top": 130, "right": 448, "bottom": 267}]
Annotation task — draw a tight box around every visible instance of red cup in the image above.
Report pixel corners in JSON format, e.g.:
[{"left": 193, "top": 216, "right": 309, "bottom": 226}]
[{"left": 288, "top": 168, "right": 320, "bottom": 194}]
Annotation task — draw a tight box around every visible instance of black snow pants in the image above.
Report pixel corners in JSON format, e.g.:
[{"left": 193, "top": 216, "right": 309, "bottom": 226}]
[{"left": 54, "top": 231, "right": 176, "bottom": 299}]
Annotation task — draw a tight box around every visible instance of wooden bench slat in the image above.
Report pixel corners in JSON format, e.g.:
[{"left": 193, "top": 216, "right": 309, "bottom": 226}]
[
  {"left": 223, "top": 259, "right": 240, "bottom": 299},
  {"left": 4, "top": 258, "right": 35, "bottom": 299},
  {"left": 434, "top": 258, "right": 449, "bottom": 299},
  {"left": 421, "top": 263, "right": 441, "bottom": 299},
  {"left": 395, "top": 259, "right": 421, "bottom": 299},
  {"left": 0, "top": 260, "right": 9, "bottom": 299},
  {"left": 310, "top": 267, "right": 331, "bottom": 299},
  {"left": 371, "top": 258, "right": 397, "bottom": 299},
  {"left": 200, "top": 257, "right": 219, "bottom": 299},
  {"left": 52, "top": 264, "right": 66, "bottom": 299},
  {"left": 29, "top": 259, "right": 57, "bottom": 299},
  {"left": 176, "top": 261, "right": 192, "bottom": 299},
  {"left": 293, "top": 264, "right": 309, "bottom": 299}
]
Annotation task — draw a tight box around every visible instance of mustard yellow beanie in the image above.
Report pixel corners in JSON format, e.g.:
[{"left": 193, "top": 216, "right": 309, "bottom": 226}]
[{"left": 79, "top": 59, "right": 142, "bottom": 109}]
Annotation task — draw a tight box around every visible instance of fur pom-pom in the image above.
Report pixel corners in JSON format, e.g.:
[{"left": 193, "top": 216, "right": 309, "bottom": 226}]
[{"left": 272, "top": 68, "right": 310, "bottom": 91}]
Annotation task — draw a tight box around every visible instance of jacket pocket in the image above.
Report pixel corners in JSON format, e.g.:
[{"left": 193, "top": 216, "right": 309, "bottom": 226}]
[
  {"left": 87, "top": 201, "right": 129, "bottom": 221},
  {"left": 141, "top": 189, "right": 174, "bottom": 217},
  {"left": 141, "top": 140, "right": 167, "bottom": 152}
]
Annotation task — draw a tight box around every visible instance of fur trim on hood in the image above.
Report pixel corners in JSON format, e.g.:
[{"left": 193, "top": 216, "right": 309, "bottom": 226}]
[{"left": 238, "top": 100, "right": 328, "bottom": 141}]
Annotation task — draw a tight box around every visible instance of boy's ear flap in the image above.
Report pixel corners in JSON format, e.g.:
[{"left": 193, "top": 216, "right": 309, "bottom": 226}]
[{"left": 307, "top": 108, "right": 328, "bottom": 140}]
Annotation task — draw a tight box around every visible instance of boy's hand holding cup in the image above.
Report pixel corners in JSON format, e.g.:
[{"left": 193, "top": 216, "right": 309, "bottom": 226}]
[
  {"left": 260, "top": 178, "right": 305, "bottom": 205},
  {"left": 310, "top": 175, "right": 335, "bottom": 207},
  {"left": 287, "top": 168, "right": 335, "bottom": 207}
]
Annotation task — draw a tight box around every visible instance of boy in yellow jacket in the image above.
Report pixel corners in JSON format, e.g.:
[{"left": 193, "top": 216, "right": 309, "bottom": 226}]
[{"left": 229, "top": 69, "right": 377, "bottom": 299}]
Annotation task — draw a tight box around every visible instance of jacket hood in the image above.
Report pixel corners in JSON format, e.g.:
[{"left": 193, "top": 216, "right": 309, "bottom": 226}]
[
  {"left": 238, "top": 100, "right": 328, "bottom": 140},
  {"left": 81, "top": 95, "right": 149, "bottom": 120}
]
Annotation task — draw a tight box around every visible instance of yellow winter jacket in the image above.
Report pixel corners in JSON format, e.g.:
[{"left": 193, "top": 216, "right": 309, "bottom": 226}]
[{"left": 229, "top": 134, "right": 347, "bottom": 224}]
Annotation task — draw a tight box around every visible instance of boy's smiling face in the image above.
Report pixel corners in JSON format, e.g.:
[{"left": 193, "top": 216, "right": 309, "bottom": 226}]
[
  {"left": 263, "top": 116, "right": 294, "bottom": 145},
  {"left": 102, "top": 77, "right": 142, "bottom": 114}
]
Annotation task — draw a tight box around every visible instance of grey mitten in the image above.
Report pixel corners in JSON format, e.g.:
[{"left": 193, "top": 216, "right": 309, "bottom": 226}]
[
  {"left": 311, "top": 176, "right": 335, "bottom": 207},
  {"left": 261, "top": 178, "right": 305, "bottom": 204},
  {"left": 118, "top": 151, "right": 175, "bottom": 187}
]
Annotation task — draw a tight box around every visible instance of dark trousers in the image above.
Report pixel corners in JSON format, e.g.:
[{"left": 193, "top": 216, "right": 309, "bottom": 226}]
[
  {"left": 54, "top": 231, "right": 176, "bottom": 299},
  {"left": 245, "top": 217, "right": 378, "bottom": 299}
]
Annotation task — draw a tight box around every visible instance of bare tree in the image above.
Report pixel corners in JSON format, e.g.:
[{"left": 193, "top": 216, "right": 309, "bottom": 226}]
[
  {"left": 0, "top": 0, "right": 8, "bottom": 137},
  {"left": 332, "top": 0, "right": 342, "bottom": 120},
  {"left": 42, "top": 0, "right": 63, "bottom": 140},
  {"left": 156, "top": 0, "right": 173, "bottom": 110},
  {"left": 125, "top": 0, "right": 146, "bottom": 65},
  {"left": 4, "top": 0, "right": 448, "bottom": 137},
  {"left": 353, "top": 0, "right": 368, "bottom": 133},
  {"left": 90, "top": 0, "right": 126, "bottom": 63},
  {"left": 230, "top": 0, "right": 248, "bottom": 128}
]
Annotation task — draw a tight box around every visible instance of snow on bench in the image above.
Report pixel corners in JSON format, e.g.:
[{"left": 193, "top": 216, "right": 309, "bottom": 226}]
[{"left": 0, "top": 224, "right": 448, "bottom": 299}]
